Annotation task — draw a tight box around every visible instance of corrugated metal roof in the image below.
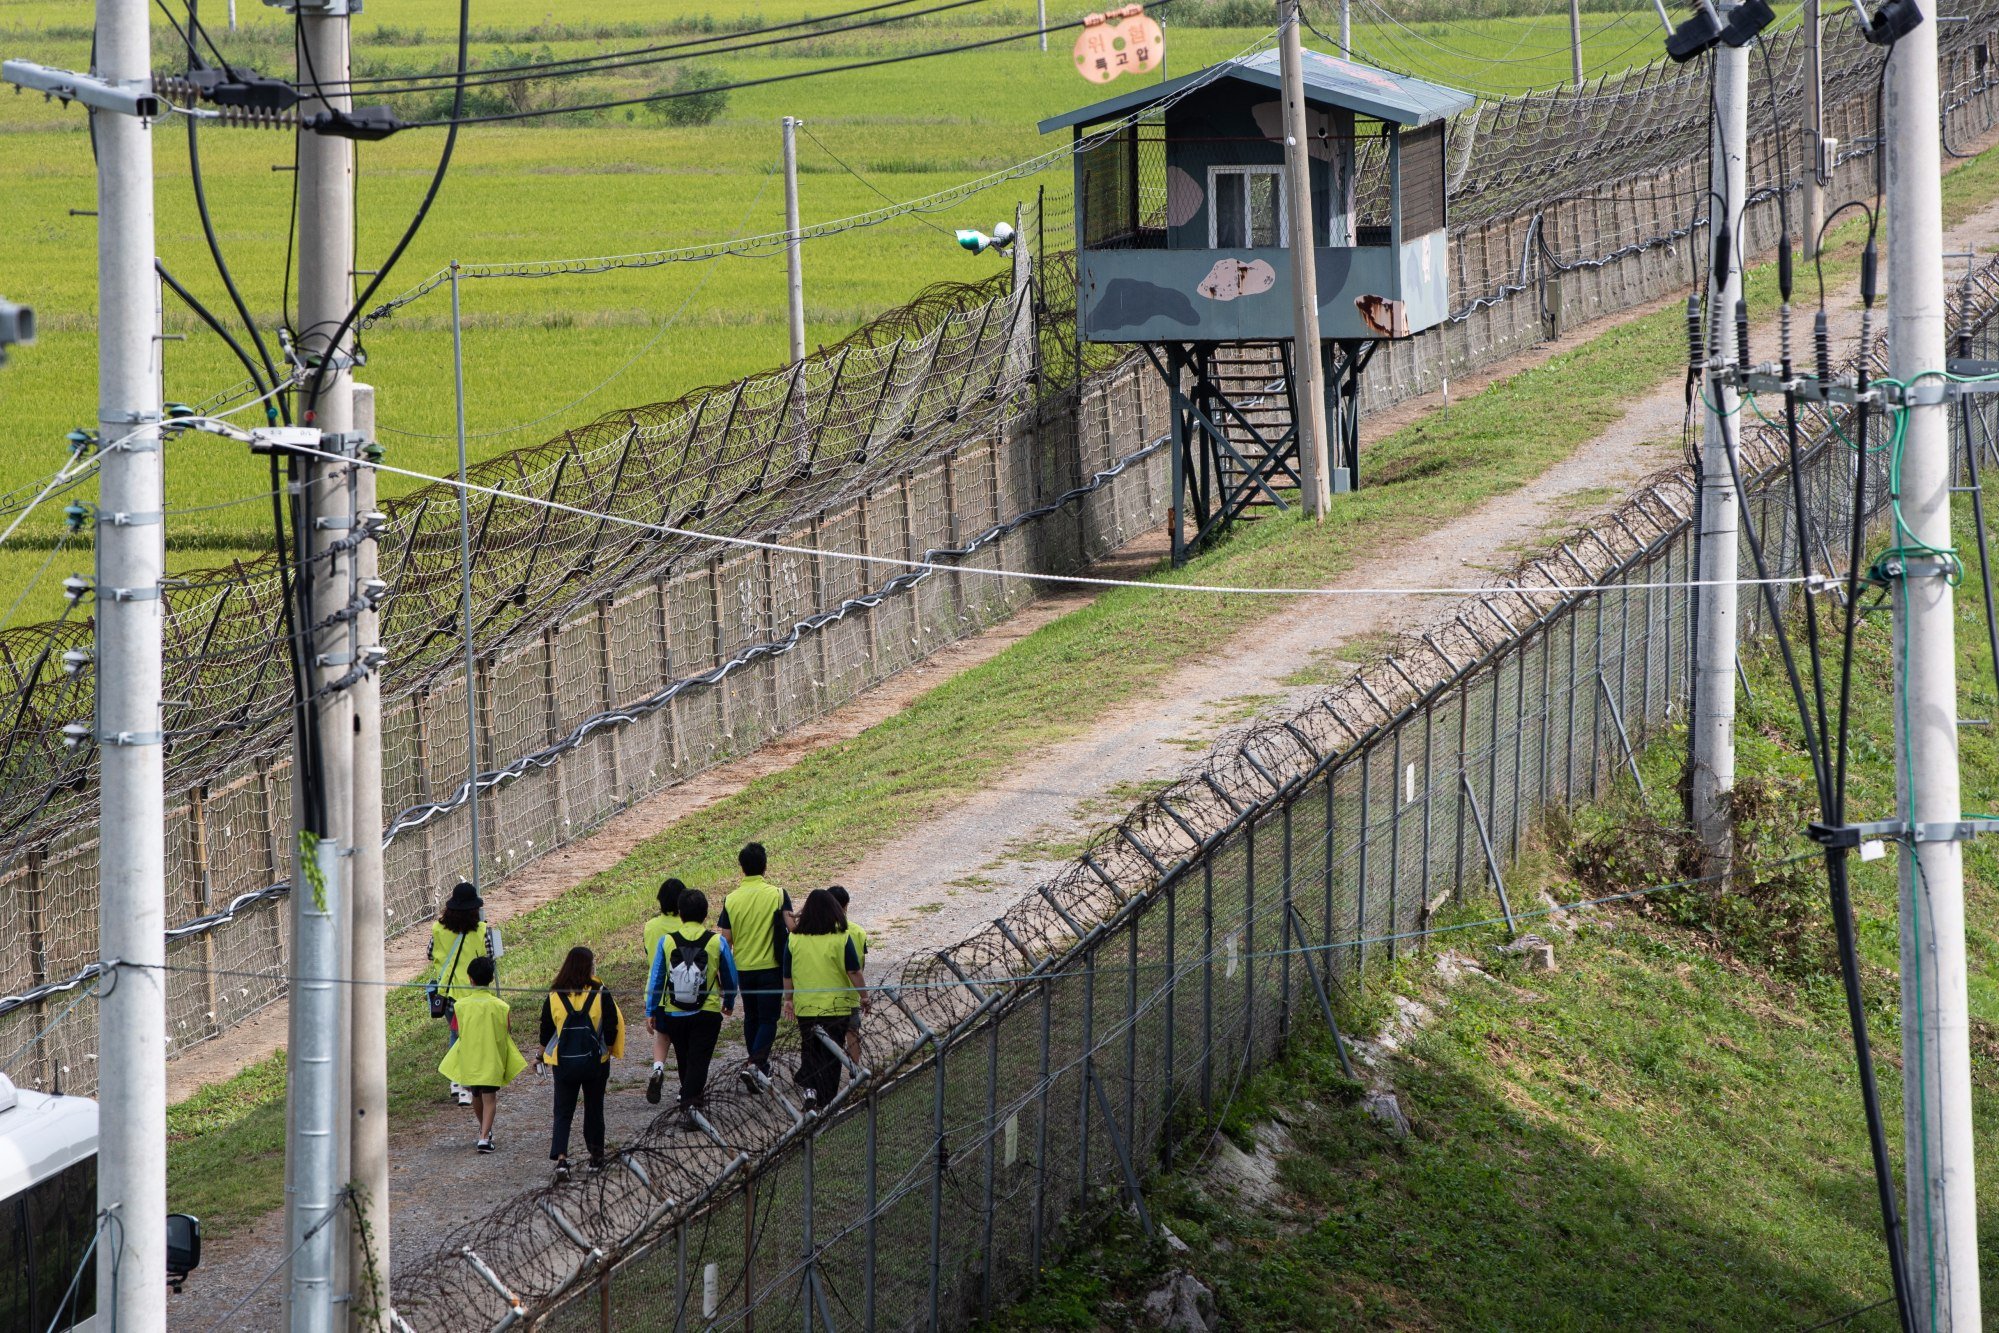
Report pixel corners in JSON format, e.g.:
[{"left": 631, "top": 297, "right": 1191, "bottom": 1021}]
[{"left": 1037, "top": 47, "right": 1473, "bottom": 133}]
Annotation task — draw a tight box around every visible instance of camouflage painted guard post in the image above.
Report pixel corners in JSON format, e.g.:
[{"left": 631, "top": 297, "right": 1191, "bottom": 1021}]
[{"left": 1041, "top": 50, "right": 1472, "bottom": 560}]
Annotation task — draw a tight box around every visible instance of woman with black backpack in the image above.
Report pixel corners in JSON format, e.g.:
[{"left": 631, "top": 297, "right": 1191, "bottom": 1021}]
[
  {"left": 538, "top": 945, "right": 625, "bottom": 1180},
  {"left": 646, "top": 889, "right": 739, "bottom": 1130}
]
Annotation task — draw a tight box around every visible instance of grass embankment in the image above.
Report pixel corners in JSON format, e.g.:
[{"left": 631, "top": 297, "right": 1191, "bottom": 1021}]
[
  {"left": 158, "top": 155, "right": 1969, "bottom": 1238},
  {"left": 0, "top": 1, "right": 1676, "bottom": 618},
  {"left": 986, "top": 540, "right": 1999, "bottom": 1327}
]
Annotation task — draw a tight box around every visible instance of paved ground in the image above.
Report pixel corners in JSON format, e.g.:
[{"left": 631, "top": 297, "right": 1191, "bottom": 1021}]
[{"left": 167, "top": 187, "right": 1999, "bottom": 1327}]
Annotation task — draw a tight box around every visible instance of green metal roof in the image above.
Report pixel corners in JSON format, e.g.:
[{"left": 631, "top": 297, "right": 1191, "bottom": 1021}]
[{"left": 1036, "top": 48, "right": 1473, "bottom": 134}]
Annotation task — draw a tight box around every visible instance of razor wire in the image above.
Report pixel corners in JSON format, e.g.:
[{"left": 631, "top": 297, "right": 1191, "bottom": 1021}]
[{"left": 378, "top": 250, "right": 1999, "bottom": 1333}]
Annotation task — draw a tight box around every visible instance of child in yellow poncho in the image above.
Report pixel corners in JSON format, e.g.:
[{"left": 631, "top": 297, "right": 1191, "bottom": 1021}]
[{"left": 438, "top": 955, "right": 527, "bottom": 1152}]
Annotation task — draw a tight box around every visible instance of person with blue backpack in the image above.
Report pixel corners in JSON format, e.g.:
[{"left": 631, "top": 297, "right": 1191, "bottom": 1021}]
[
  {"left": 537, "top": 946, "right": 626, "bottom": 1181},
  {"left": 645, "top": 889, "right": 740, "bottom": 1130}
]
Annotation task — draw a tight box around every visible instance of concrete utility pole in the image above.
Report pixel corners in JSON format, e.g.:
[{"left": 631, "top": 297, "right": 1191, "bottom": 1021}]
[
  {"left": 1038, "top": 0, "right": 1048, "bottom": 51},
  {"left": 347, "top": 383, "right": 391, "bottom": 1329},
  {"left": 1279, "top": 0, "right": 1333, "bottom": 519},
  {"left": 287, "top": 2, "right": 357, "bottom": 1327},
  {"left": 1885, "top": 11, "right": 1983, "bottom": 1323},
  {"left": 1339, "top": 0, "right": 1351, "bottom": 55},
  {"left": 92, "top": 0, "right": 167, "bottom": 1319},
  {"left": 1568, "top": 0, "right": 1584, "bottom": 87},
  {"left": 1691, "top": 13, "right": 1746, "bottom": 878},
  {"left": 1803, "top": 0, "right": 1825, "bottom": 255},
  {"left": 783, "top": 116, "right": 806, "bottom": 366}
]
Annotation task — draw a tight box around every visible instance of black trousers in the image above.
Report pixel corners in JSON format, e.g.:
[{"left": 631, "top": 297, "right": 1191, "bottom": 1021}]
[
  {"left": 549, "top": 1059, "right": 609, "bottom": 1161},
  {"left": 662, "top": 1009, "right": 723, "bottom": 1107},
  {"left": 738, "top": 968, "right": 783, "bottom": 1070},
  {"left": 796, "top": 1015, "right": 850, "bottom": 1104}
]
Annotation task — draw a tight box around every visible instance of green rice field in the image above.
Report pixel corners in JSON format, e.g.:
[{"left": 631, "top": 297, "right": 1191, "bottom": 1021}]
[{"left": 0, "top": 0, "right": 1693, "bottom": 620}]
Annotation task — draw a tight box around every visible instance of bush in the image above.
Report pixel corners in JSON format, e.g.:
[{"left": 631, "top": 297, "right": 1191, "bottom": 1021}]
[
  {"left": 1564, "top": 774, "right": 1834, "bottom": 980},
  {"left": 643, "top": 65, "right": 730, "bottom": 126}
]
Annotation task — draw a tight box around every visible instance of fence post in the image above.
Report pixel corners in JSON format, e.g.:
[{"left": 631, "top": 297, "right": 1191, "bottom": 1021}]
[
  {"left": 856, "top": 498, "right": 884, "bottom": 681},
  {"left": 1322, "top": 767, "right": 1336, "bottom": 964},
  {"left": 1032, "top": 976, "right": 1051, "bottom": 1276},
  {"left": 1453, "top": 676, "right": 1470, "bottom": 900},
  {"left": 1539, "top": 624, "right": 1554, "bottom": 812},
  {"left": 1279, "top": 802, "right": 1294, "bottom": 1037},
  {"left": 981, "top": 1016, "right": 998, "bottom": 1317},
  {"left": 708, "top": 557, "right": 734, "bottom": 743},
  {"left": 1510, "top": 640, "right": 1528, "bottom": 858},
  {"left": 1387, "top": 727, "right": 1403, "bottom": 957},
  {"left": 543, "top": 628, "right": 570, "bottom": 834},
  {"left": 595, "top": 600, "right": 625, "bottom": 804},
  {"left": 808, "top": 517, "right": 831, "bottom": 713},
  {"left": 1161, "top": 872, "right": 1176, "bottom": 1163},
  {"left": 1486, "top": 646, "right": 1503, "bottom": 860},
  {"left": 190, "top": 785, "right": 220, "bottom": 1040},
  {"left": 1079, "top": 940, "right": 1095, "bottom": 1201},
  {"left": 1244, "top": 818, "right": 1258, "bottom": 1055},
  {"left": 1355, "top": 749, "right": 1370, "bottom": 976},
  {"left": 1201, "top": 857, "right": 1214, "bottom": 1113},
  {"left": 865, "top": 1090, "right": 878, "bottom": 1333},
  {"left": 1566, "top": 606, "right": 1580, "bottom": 807},
  {"left": 1590, "top": 595, "right": 1605, "bottom": 796},
  {"left": 1125, "top": 907, "right": 1139, "bottom": 1164},
  {"left": 1419, "top": 706, "right": 1435, "bottom": 935}
]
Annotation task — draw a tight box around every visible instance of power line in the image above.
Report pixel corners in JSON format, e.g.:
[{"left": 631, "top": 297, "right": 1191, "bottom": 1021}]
[
  {"left": 801, "top": 124, "right": 956, "bottom": 237},
  {"left": 326, "top": 0, "right": 1003, "bottom": 98}
]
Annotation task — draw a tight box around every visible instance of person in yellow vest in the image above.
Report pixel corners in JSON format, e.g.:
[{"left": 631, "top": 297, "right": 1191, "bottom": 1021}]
[
  {"left": 437, "top": 955, "right": 527, "bottom": 1153},
  {"left": 782, "top": 889, "right": 868, "bottom": 1109},
  {"left": 426, "top": 881, "right": 492, "bottom": 1107},
  {"left": 826, "top": 885, "right": 868, "bottom": 1066},
  {"left": 640, "top": 877, "right": 687, "bottom": 1106},
  {"left": 537, "top": 946, "right": 626, "bottom": 1181},
  {"left": 717, "top": 842, "right": 794, "bottom": 1091},
  {"left": 646, "top": 889, "right": 741, "bottom": 1131}
]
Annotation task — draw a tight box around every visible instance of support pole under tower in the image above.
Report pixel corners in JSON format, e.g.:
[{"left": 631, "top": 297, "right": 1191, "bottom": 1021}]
[{"left": 1279, "top": 0, "right": 1333, "bottom": 517}]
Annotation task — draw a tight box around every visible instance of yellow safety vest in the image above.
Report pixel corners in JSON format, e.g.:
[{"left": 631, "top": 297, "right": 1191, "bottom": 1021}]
[{"left": 789, "top": 930, "right": 859, "bottom": 1018}]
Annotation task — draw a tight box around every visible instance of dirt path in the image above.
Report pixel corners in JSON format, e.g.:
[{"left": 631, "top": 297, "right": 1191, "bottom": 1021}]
[{"left": 169, "top": 186, "right": 1999, "bottom": 1326}]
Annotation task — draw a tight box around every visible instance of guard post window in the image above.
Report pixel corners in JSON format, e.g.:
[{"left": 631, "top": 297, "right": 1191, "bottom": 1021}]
[{"left": 1209, "top": 166, "right": 1285, "bottom": 248}]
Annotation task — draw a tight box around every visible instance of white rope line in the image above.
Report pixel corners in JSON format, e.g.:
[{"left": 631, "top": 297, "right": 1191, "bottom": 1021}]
[{"left": 283, "top": 439, "right": 1808, "bottom": 599}]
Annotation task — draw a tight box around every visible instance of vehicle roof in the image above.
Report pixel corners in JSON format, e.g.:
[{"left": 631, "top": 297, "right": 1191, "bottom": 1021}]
[
  {"left": 0, "top": 1074, "right": 97, "bottom": 1200},
  {"left": 1037, "top": 48, "right": 1474, "bottom": 134}
]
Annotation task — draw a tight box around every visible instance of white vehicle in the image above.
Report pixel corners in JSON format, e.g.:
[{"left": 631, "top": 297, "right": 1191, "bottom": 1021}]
[{"left": 0, "top": 1071, "right": 200, "bottom": 1331}]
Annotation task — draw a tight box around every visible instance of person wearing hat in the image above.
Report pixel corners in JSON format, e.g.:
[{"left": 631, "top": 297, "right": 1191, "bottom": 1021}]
[{"left": 428, "top": 881, "right": 493, "bottom": 1107}]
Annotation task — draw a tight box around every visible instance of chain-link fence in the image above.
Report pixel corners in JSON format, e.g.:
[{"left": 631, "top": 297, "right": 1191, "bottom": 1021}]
[{"left": 378, "top": 157, "right": 1999, "bottom": 1333}]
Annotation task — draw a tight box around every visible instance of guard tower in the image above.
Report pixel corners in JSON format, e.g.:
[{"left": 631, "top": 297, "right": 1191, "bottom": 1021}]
[{"left": 1039, "top": 50, "right": 1471, "bottom": 562}]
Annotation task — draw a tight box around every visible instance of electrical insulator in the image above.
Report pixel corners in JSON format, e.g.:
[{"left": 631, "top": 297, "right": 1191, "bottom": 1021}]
[
  {"left": 1686, "top": 296, "right": 1704, "bottom": 376},
  {"left": 1734, "top": 299, "right": 1750, "bottom": 368},
  {"left": 1779, "top": 301, "right": 1794, "bottom": 376},
  {"left": 1814, "top": 310, "right": 1832, "bottom": 387}
]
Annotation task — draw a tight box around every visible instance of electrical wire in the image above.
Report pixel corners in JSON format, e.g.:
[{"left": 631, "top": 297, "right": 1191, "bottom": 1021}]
[
  {"left": 330, "top": 0, "right": 979, "bottom": 91},
  {"left": 801, "top": 124, "right": 955, "bottom": 237},
  {"left": 270, "top": 433, "right": 1817, "bottom": 601},
  {"left": 394, "top": 8, "right": 1168, "bottom": 131},
  {"left": 377, "top": 155, "right": 784, "bottom": 442},
  {"left": 327, "top": 0, "right": 1004, "bottom": 99}
]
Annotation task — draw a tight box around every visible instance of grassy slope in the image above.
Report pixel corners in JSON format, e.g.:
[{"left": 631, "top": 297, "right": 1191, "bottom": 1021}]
[
  {"left": 0, "top": 4, "right": 1678, "bottom": 619},
  {"left": 158, "top": 139, "right": 1984, "bottom": 1239},
  {"left": 985, "top": 513, "right": 1999, "bottom": 1328}
]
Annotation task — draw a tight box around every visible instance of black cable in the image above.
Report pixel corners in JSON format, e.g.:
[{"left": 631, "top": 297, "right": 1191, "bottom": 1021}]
[
  {"left": 298, "top": 0, "right": 473, "bottom": 421},
  {"left": 395, "top": 8, "right": 1146, "bottom": 131},
  {"left": 1955, "top": 316, "right": 1999, "bottom": 735},
  {"left": 801, "top": 124, "right": 955, "bottom": 237},
  {"left": 186, "top": 115, "right": 288, "bottom": 424},
  {"left": 334, "top": 0, "right": 1001, "bottom": 100},
  {"left": 155, "top": 258, "right": 270, "bottom": 399},
  {"left": 333, "top": 0, "right": 970, "bottom": 90}
]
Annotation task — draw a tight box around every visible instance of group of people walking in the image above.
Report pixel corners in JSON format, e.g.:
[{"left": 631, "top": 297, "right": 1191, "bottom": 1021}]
[{"left": 424, "top": 843, "right": 870, "bottom": 1180}]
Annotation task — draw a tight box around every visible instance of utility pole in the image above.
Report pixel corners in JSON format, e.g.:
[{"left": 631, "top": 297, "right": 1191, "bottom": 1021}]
[
  {"left": 1803, "top": 0, "right": 1824, "bottom": 255},
  {"left": 92, "top": 0, "right": 167, "bottom": 1319},
  {"left": 347, "top": 382, "right": 391, "bottom": 1329},
  {"left": 1885, "top": 8, "right": 1982, "bottom": 1322},
  {"left": 1339, "top": 0, "right": 1351, "bottom": 55},
  {"left": 286, "top": 0, "right": 357, "bottom": 1326},
  {"left": 1690, "top": 12, "right": 1746, "bottom": 879},
  {"left": 1280, "top": 0, "right": 1332, "bottom": 519},
  {"left": 1038, "top": 0, "right": 1048, "bottom": 51},
  {"left": 1568, "top": 0, "right": 1584, "bottom": 87},
  {"left": 783, "top": 116, "right": 806, "bottom": 367}
]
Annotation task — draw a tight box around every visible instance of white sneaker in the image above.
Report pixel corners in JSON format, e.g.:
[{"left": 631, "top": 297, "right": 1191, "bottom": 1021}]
[{"left": 456, "top": 1087, "right": 473, "bottom": 1107}]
